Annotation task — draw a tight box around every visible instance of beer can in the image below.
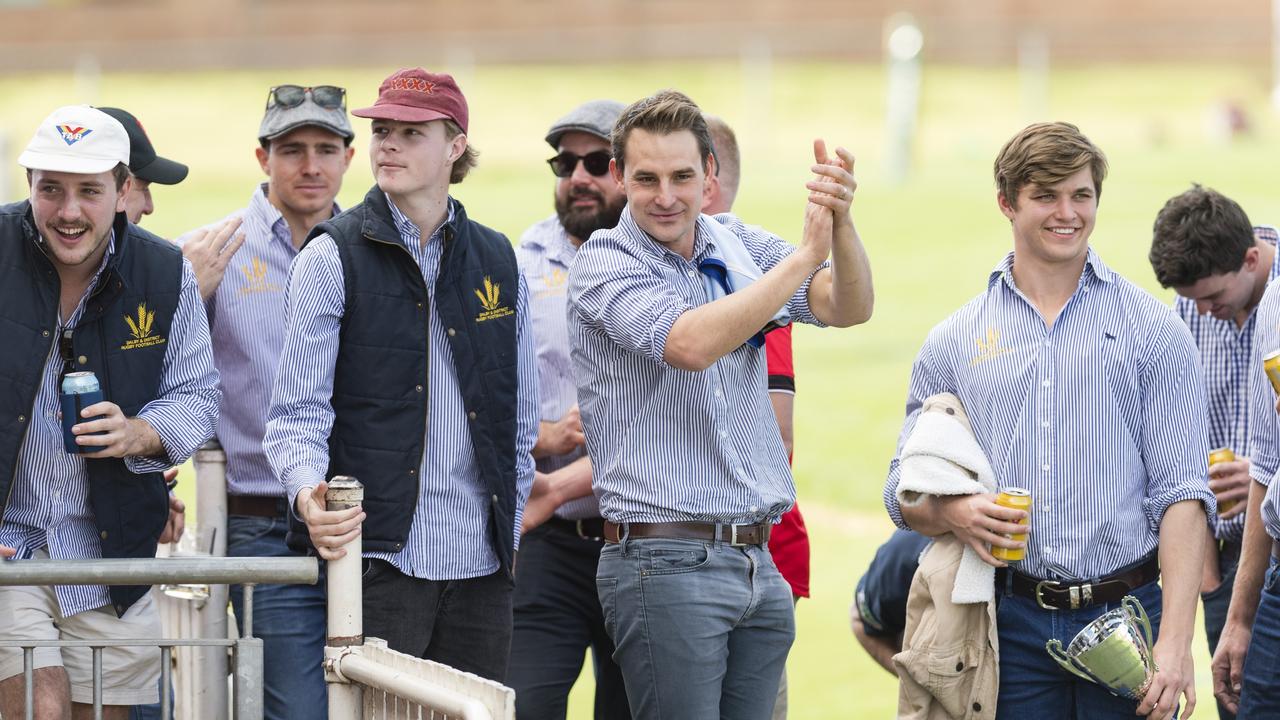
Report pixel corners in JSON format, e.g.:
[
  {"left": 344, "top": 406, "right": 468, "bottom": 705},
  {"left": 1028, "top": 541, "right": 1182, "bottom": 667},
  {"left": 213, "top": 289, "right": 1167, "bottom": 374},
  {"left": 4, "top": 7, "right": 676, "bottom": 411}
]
[
  {"left": 1209, "top": 447, "right": 1239, "bottom": 515},
  {"left": 1265, "top": 349, "right": 1280, "bottom": 395},
  {"left": 60, "top": 371, "right": 106, "bottom": 454},
  {"left": 991, "top": 487, "right": 1032, "bottom": 562}
]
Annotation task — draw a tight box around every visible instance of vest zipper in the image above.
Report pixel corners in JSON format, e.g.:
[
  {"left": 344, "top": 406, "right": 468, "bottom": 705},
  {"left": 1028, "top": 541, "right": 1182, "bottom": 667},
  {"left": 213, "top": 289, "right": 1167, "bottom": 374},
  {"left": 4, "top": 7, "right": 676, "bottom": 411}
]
[{"left": 364, "top": 232, "right": 430, "bottom": 503}]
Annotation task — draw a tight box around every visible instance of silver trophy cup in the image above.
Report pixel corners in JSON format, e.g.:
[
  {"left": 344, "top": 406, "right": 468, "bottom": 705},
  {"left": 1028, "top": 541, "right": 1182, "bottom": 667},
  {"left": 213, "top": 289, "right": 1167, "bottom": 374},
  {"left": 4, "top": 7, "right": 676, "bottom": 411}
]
[{"left": 1045, "top": 595, "right": 1157, "bottom": 700}]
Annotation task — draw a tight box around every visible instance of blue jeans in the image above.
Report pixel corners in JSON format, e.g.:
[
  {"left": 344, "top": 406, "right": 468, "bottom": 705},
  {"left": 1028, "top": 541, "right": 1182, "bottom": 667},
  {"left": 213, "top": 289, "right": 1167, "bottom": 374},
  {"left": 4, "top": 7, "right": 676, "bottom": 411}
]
[
  {"left": 227, "top": 513, "right": 327, "bottom": 720},
  {"left": 596, "top": 537, "right": 794, "bottom": 720},
  {"left": 995, "top": 578, "right": 1164, "bottom": 719},
  {"left": 1202, "top": 542, "right": 1239, "bottom": 720},
  {"left": 1237, "top": 560, "right": 1280, "bottom": 717}
]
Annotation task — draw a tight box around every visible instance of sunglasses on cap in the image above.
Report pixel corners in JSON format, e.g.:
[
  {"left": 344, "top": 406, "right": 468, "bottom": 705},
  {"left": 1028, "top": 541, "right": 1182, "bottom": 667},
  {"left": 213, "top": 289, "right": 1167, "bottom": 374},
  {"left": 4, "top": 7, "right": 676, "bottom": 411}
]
[
  {"left": 266, "top": 85, "right": 347, "bottom": 111},
  {"left": 547, "top": 151, "right": 611, "bottom": 178}
]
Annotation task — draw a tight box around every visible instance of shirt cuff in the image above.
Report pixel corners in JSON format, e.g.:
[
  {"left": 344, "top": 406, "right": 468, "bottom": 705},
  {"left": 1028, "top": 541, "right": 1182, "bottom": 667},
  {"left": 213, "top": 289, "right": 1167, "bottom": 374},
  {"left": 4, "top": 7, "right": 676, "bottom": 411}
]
[{"left": 133, "top": 404, "right": 210, "bottom": 469}]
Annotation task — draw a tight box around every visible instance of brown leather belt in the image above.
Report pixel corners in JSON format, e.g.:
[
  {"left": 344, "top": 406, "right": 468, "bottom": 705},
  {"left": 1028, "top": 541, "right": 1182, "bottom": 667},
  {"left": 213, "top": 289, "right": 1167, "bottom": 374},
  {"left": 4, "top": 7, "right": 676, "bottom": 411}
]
[
  {"left": 546, "top": 517, "right": 607, "bottom": 541},
  {"left": 998, "top": 554, "right": 1160, "bottom": 610},
  {"left": 603, "top": 521, "right": 771, "bottom": 546},
  {"left": 227, "top": 495, "right": 286, "bottom": 519}
]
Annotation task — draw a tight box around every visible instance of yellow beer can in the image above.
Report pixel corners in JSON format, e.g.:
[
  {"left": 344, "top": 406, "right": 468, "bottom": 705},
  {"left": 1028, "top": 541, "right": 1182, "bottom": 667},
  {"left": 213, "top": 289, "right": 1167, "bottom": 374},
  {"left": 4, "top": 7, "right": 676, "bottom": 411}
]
[
  {"left": 991, "top": 487, "right": 1032, "bottom": 562},
  {"left": 1210, "top": 447, "right": 1238, "bottom": 515},
  {"left": 1265, "top": 349, "right": 1280, "bottom": 395}
]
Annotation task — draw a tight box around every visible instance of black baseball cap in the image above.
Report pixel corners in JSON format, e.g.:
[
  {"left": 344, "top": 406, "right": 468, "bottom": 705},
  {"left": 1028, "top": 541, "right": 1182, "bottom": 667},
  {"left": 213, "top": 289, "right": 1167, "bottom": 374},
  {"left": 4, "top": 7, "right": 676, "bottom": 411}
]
[{"left": 97, "top": 107, "right": 189, "bottom": 185}]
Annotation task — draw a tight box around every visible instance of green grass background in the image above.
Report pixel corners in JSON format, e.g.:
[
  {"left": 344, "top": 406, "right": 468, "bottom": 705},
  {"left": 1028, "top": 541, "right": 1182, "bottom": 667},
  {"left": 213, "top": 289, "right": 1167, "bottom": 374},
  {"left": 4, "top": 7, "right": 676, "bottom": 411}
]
[{"left": 4, "top": 59, "right": 1278, "bottom": 717}]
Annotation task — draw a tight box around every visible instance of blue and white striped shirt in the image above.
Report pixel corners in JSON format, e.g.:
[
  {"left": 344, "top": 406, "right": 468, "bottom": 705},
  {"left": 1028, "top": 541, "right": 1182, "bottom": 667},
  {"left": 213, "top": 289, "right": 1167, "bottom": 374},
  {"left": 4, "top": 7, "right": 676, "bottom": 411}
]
[
  {"left": 178, "top": 184, "right": 337, "bottom": 498},
  {"left": 1176, "top": 226, "right": 1280, "bottom": 541},
  {"left": 516, "top": 216, "right": 597, "bottom": 520},
  {"left": 1245, "top": 277, "right": 1280, "bottom": 541},
  {"left": 1, "top": 234, "right": 220, "bottom": 616},
  {"left": 567, "top": 209, "right": 823, "bottom": 525},
  {"left": 265, "top": 195, "right": 538, "bottom": 580},
  {"left": 884, "top": 249, "right": 1215, "bottom": 581}
]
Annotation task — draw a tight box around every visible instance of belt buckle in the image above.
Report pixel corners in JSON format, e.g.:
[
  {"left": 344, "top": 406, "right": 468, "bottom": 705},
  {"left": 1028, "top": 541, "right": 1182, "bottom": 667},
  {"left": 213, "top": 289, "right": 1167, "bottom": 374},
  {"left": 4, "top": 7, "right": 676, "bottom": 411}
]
[
  {"left": 729, "top": 524, "right": 746, "bottom": 547},
  {"left": 1034, "top": 580, "right": 1063, "bottom": 610}
]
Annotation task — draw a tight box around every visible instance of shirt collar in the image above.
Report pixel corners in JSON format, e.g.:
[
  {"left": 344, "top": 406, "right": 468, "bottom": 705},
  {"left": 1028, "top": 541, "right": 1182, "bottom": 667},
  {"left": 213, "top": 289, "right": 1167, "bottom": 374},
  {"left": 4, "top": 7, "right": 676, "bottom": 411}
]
[
  {"left": 1258, "top": 225, "right": 1280, "bottom": 282},
  {"left": 251, "top": 182, "right": 340, "bottom": 249},
  {"left": 524, "top": 216, "right": 579, "bottom": 267},
  {"left": 385, "top": 193, "right": 455, "bottom": 248},
  {"left": 616, "top": 205, "right": 712, "bottom": 264},
  {"left": 988, "top": 246, "right": 1113, "bottom": 291}
]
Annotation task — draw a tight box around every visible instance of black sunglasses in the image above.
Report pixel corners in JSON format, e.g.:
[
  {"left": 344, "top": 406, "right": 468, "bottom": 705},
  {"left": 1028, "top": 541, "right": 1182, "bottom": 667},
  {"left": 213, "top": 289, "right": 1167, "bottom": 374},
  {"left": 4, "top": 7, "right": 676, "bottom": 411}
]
[
  {"left": 547, "top": 151, "right": 611, "bottom": 178},
  {"left": 266, "top": 85, "right": 347, "bottom": 111}
]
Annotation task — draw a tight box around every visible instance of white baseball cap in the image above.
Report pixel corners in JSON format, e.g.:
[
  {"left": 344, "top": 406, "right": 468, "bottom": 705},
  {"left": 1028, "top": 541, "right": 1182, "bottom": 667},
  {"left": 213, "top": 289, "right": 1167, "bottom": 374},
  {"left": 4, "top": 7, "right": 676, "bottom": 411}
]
[{"left": 18, "top": 105, "right": 130, "bottom": 175}]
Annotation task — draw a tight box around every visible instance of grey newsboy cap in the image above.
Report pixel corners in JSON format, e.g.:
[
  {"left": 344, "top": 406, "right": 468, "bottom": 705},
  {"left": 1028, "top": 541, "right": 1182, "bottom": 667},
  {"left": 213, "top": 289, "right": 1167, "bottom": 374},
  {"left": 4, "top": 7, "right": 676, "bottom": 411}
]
[
  {"left": 259, "top": 88, "right": 355, "bottom": 143},
  {"left": 545, "top": 99, "right": 625, "bottom": 149}
]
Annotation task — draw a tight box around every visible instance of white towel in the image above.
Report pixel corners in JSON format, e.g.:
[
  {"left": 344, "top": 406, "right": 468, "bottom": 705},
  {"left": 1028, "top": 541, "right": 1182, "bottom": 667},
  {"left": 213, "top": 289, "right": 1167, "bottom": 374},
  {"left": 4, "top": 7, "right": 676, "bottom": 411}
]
[{"left": 897, "top": 395, "right": 998, "bottom": 604}]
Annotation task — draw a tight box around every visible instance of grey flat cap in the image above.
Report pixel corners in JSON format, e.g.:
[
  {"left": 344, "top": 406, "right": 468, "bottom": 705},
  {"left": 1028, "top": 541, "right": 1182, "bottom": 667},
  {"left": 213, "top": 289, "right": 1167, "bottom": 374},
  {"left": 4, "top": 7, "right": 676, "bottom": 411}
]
[
  {"left": 259, "top": 87, "right": 355, "bottom": 143},
  {"left": 545, "top": 99, "right": 625, "bottom": 149}
]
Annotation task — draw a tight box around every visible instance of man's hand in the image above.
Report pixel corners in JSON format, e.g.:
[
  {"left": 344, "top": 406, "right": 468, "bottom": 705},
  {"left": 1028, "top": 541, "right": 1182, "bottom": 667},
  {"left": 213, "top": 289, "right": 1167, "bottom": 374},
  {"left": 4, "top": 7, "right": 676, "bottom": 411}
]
[
  {"left": 0, "top": 545, "right": 14, "bottom": 559},
  {"left": 1137, "top": 640, "right": 1195, "bottom": 720},
  {"left": 159, "top": 467, "right": 186, "bottom": 545},
  {"left": 533, "top": 406, "right": 585, "bottom": 459},
  {"left": 1211, "top": 619, "right": 1250, "bottom": 714},
  {"left": 521, "top": 472, "right": 561, "bottom": 534},
  {"left": 295, "top": 481, "right": 365, "bottom": 560},
  {"left": 806, "top": 141, "right": 856, "bottom": 224},
  {"left": 74, "top": 402, "right": 163, "bottom": 459},
  {"left": 182, "top": 217, "right": 246, "bottom": 301},
  {"left": 934, "top": 493, "right": 1027, "bottom": 568},
  {"left": 1209, "top": 458, "right": 1251, "bottom": 521}
]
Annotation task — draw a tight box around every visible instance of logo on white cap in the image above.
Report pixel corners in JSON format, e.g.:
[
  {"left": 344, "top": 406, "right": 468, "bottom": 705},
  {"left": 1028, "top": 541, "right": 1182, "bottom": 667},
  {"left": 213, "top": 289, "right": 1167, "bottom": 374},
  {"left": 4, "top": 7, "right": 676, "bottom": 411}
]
[{"left": 56, "top": 125, "right": 94, "bottom": 146}]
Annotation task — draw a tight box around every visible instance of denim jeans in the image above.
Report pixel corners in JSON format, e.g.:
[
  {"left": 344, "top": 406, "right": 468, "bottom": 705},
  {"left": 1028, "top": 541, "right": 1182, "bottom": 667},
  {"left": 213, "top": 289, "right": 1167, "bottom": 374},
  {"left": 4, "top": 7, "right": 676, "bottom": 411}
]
[
  {"left": 1236, "top": 560, "right": 1280, "bottom": 717},
  {"left": 596, "top": 537, "right": 795, "bottom": 720},
  {"left": 227, "top": 513, "right": 328, "bottom": 720},
  {"left": 509, "top": 524, "right": 630, "bottom": 719},
  {"left": 995, "top": 578, "right": 1164, "bottom": 719},
  {"left": 1201, "top": 542, "right": 1239, "bottom": 720}
]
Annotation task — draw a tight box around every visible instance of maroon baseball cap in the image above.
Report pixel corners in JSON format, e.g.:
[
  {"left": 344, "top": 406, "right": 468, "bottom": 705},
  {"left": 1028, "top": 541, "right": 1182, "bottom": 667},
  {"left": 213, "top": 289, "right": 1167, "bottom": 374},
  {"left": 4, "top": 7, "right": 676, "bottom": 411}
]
[{"left": 352, "top": 68, "right": 469, "bottom": 133}]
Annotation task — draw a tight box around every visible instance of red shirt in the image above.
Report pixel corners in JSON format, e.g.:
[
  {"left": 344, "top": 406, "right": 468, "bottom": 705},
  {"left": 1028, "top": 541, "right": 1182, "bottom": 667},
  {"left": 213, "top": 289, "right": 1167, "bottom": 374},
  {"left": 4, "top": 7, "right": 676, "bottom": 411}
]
[{"left": 765, "top": 325, "right": 810, "bottom": 598}]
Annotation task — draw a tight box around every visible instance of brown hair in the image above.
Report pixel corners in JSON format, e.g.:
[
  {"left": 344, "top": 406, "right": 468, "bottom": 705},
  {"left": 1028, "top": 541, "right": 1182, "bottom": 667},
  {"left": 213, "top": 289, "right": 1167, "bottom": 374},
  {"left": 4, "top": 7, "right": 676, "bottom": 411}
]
[
  {"left": 443, "top": 119, "right": 478, "bottom": 184},
  {"left": 1149, "top": 184, "right": 1255, "bottom": 288},
  {"left": 612, "top": 90, "right": 713, "bottom": 175},
  {"left": 994, "top": 122, "right": 1108, "bottom": 208}
]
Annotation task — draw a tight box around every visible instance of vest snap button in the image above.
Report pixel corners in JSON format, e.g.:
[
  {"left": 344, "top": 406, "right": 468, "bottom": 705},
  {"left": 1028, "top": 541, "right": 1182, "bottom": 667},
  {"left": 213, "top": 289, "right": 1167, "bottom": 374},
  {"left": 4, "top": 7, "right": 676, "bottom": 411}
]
[
  {"left": 468, "top": 411, "right": 477, "bottom": 420},
  {"left": 415, "top": 385, "right": 423, "bottom": 393},
  {"left": 491, "top": 494, "right": 499, "bottom": 503},
  {"left": 18, "top": 415, "right": 26, "bottom": 423},
  {"left": 42, "top": 330, "right": 50, "bottom": 337},
  {"left": 78, "top": 355, "right": 88, "bottom": 365},
  {"left": 100, "top": 531, "right": 109, "bottom": 539},
  {"left": 447, "top": 328, "right": 456, "bottom": 337},
  {"left": 408, "top": 469, "right": 416, "bottom": 475}
]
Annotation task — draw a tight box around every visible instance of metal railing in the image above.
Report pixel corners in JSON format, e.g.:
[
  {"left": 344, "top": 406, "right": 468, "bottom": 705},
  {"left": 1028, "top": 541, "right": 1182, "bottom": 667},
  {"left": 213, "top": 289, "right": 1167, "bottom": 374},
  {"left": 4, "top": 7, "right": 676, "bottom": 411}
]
[
  {"left": 0, "top": 448, "right": 515, "bottom": 720},
  {"left": 0, "top": 556, "right": 316, "bottom": 720}
]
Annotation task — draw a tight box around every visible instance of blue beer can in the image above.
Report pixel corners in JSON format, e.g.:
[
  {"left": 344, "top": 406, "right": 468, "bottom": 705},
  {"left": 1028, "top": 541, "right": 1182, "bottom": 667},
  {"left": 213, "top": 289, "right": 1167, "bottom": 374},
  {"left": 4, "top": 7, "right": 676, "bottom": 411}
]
[{"left": 60, "top": 371, "right": 106, "bottom": 454}]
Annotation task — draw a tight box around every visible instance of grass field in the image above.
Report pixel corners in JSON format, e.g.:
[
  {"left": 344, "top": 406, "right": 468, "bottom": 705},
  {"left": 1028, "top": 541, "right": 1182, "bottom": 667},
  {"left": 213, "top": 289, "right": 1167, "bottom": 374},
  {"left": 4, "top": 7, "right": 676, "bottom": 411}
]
[{"left": 3, "top": 59, "right": 1279, "bottom": 718}]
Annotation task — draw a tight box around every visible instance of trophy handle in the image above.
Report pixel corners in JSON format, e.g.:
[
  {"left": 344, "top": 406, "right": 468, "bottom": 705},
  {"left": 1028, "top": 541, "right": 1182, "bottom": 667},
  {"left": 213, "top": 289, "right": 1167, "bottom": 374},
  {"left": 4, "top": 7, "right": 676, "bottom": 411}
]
[
  {"left": 1123, "top": 595, "right": 1154, "bottom": 649},
  {"left": 1046, "top": 639, "right": 1100, "bottom": 684}
]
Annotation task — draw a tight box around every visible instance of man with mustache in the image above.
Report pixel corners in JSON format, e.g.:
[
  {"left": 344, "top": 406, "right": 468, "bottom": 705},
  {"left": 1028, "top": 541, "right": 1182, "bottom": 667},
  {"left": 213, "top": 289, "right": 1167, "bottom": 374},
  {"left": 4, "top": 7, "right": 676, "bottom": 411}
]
[
  {"left": 0, "top": 105, "right": 219, "bottom": 719},
  {"left": 508, "top": 99, "right": 631, "bottom": 719}
]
